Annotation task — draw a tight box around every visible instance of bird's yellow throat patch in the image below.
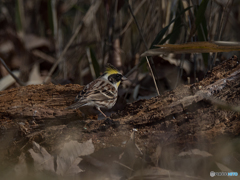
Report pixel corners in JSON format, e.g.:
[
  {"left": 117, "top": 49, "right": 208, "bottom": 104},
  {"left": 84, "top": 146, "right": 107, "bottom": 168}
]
[{"left": 116, "top": 81, "right": 120, "bottom": 87}]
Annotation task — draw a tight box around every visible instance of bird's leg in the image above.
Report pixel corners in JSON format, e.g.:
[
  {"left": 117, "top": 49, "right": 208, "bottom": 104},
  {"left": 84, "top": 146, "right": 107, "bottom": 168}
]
[{"left": 96, "top": 107, "right": 107, "bottom": 118}]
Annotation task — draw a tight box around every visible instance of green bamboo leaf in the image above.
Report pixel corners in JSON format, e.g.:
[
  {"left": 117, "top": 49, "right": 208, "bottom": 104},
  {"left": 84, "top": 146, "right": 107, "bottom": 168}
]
[
  {"left": 89, "top": 47, "right": 100, "bottom": 77},
  {"left": 160, "top": 24, "right": 185, "bottom": 45},
  {"left": 47, "top": 0, "right": 54, "bottom": 36},
  {"left": 198, "top": 18, "right": 209, "bottom": 66},
  {"left": 169, "top": 0, "right": 185, "bottom": 44},
  {"left": 150, "top": 6, "right": 193, "bottom": 49},
  {"left": 195, "top": 0, "right": 209, "bottom": 66},
  {"left": 195, "top": 0, "right": 209, "bottom": 29},
  {"left": 15, "top": 0, "right": 23, "bottom": 32}
]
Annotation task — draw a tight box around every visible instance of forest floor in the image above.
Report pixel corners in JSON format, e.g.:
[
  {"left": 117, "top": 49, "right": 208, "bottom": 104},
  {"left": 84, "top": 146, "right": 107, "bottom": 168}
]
[{"left": 0, "top": 56, "right": 240, "bottom": 179}]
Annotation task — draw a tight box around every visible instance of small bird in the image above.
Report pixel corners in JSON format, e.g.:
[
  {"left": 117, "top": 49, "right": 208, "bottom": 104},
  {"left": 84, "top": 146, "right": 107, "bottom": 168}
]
[{"left": 66, "top": 64, "right": 127, "bottom": 118}]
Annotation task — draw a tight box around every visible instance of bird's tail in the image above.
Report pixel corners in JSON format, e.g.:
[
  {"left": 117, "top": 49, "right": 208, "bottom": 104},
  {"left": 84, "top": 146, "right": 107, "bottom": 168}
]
[{"left": 65, "top": 102, "right": 87, "bottom": 110}]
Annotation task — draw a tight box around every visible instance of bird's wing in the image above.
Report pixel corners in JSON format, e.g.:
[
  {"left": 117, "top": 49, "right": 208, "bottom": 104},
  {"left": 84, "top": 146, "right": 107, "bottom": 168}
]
[
  {"left": 82, "top": 79, "right": 117, "bottom": 100},
  {"left": 85, "top": 89, "right": 116, "bottom": 101},
  {"left": 73, "top": 78, "right": 117, "bottom": 103}
]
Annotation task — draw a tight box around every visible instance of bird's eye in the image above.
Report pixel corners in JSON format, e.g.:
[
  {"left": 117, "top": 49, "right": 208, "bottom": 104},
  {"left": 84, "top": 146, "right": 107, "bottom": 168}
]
[{"left": 117, "top": 74, "right": 122, "bottom": 80}]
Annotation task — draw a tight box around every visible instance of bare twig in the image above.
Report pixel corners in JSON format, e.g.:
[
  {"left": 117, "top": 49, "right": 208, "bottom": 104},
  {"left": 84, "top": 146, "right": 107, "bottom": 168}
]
[
  {"left": 219, "top": 0, "right": 234, "bottom": 43},
  {"left": 120, "top": 0, "right": 147, "bottom": 36},
  {"left": 213, "top": 0, "right": 231, "bottom": 66},
  {"left": 0, "top": 57, "right": 25, "bottom": 86},
  {"left": 43, "top": 0, "right": 101, "bottom": 84},
  {"left": 32, "top": 50, "right": 56, "bottom": 64},
  {"left": 43, "top": 23, "right": 83, "bottom": 84},
  {"left": 127, "top": 1, "right": 147, "bottom": 48},
  {"left": 113, "top": 161, "right": 134, "bottom": 171},
  {"left": 135, "top": 143, "right": 143, "bottom": 155},
  {"left": 127, "top": 0, "right": 160, "bottom": 96}
]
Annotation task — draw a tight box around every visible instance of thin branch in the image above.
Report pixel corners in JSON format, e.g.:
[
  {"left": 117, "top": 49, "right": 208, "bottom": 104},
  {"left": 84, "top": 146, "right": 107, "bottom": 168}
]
[
  {"left": 43, "top": 22, "right": 83, "bottom": 84},
  {"left": 126, "top": 0, "right": 160, "bottom": 96},
  {"left": 213, "top": 0, "right": 231, "bottom": 66},
  {"left": 113, "top": 161, "right": 134, "bottom": 171},
  {"left": 0, "top": 57, "right": 26, "bottom": 86},
  {"left": 43, "top": 0, "right": 101, "bottom": 84},
  {"left": 32, "top": 50, "right": 56, "bottom": 64},
  {"left": 127, "top": 0, "right": 147, "bottom": 49},
  {"left": 120, "top": 0, "right": 147, "bottom": 36}
]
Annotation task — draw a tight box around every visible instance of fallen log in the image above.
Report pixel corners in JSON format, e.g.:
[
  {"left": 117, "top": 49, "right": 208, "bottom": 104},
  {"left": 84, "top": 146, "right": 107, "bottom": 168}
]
[{"left": 0, "top": 56, "right": 240, "bottom": 163}]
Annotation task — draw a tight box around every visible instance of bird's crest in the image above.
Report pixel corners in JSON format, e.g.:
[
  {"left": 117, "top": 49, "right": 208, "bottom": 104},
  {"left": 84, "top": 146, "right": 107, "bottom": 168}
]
[{"left": 105, "top": 63, "right": 120, "bottom": 75}]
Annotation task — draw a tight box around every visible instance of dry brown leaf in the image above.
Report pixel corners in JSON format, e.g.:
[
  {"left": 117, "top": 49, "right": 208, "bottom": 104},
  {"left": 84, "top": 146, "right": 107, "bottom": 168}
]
[
  {"left": 56, "top": 139, "right": 95, "bottom": 176},
  {"left": 178, "top": 149, "right": 212, "bottom": 157},
  {"left": 28, "top": 139, "right": 94, "bottom": 176},
  {"left": 141, "top": 41, "right": 240, "bottom": 57},
  {"left": 28, "top": 141, "right": 55, "bottom": 173}
]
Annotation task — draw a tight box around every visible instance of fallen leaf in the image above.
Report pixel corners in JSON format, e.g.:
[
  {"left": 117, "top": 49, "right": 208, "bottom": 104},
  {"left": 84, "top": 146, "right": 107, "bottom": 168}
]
[
  {"left": 56, "top": 139, "right": 94, "bottom": 176},
  {"left": 28, "top": 141, "right": 55, "bottom": 173},
  {"left": 29, "top": 139, "right": 95, "bottom": 176},
  {"left": 178, "top": 149, "right": 212, "bottom": 157}
]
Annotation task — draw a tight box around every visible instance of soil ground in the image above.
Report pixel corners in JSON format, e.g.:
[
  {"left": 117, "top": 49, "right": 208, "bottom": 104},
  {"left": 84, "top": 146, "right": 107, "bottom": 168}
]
[{"left": 0, "top": 56, "right": 240, "bottom": 179}]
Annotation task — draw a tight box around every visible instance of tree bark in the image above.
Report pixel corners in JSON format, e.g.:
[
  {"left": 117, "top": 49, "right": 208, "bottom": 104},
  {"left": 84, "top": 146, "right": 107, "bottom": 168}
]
[{"left": 1, "top": 56, "right": 240, "bottom": 160}]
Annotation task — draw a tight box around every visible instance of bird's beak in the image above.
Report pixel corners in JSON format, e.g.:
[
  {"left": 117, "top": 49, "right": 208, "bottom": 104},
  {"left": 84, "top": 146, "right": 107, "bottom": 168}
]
[{"left": 121, "top": 76, "right": 127, "bottom": 81}]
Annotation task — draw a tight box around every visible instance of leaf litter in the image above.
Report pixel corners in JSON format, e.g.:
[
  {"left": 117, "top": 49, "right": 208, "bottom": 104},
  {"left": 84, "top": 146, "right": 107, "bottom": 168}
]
[
  {"left": 11, "top": 131, "right": 239, "bottom": 180},
  {"left": 29, "top": 141, "right": 55, "bottom": 173},
  {"left": 28, "top": 139, "right": 94, "bottom": 177}
]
